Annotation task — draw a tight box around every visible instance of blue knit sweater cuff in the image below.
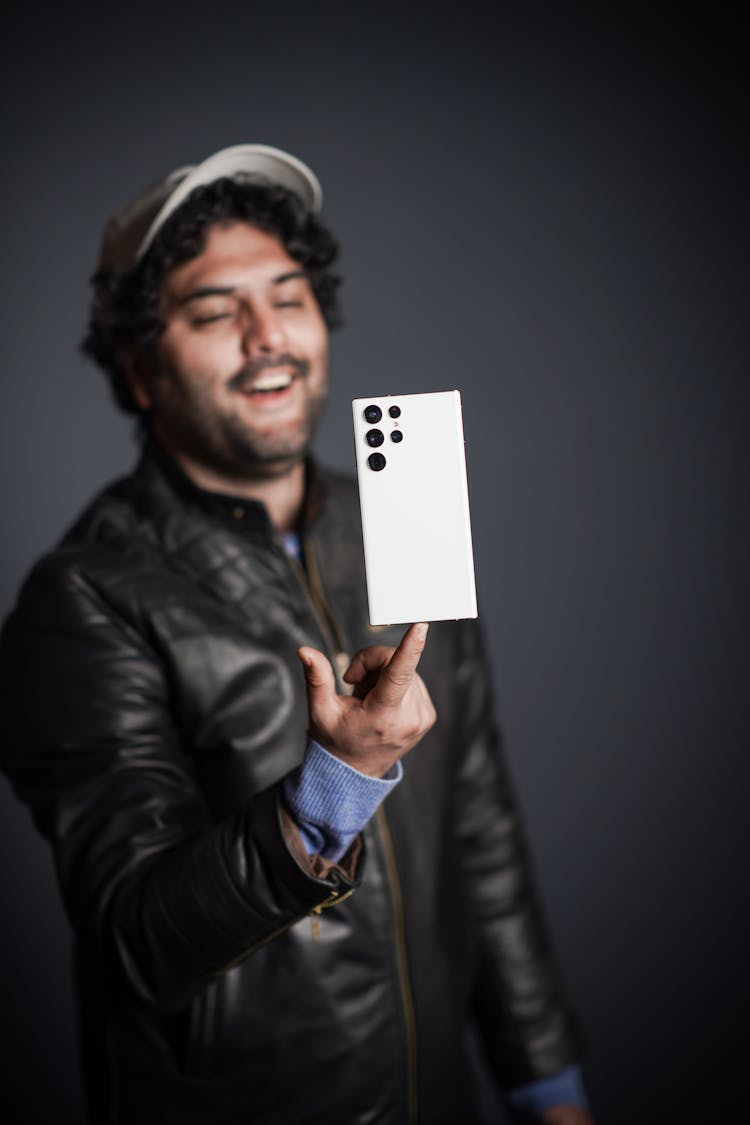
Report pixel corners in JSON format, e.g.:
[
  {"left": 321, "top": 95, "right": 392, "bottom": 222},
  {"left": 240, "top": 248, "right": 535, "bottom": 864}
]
[
  {"left": 283, "top": 739, "right": 402, "bottom": 861},
  {"left": 505, "top": 1064, "right": 588, "bottom": 1115}
]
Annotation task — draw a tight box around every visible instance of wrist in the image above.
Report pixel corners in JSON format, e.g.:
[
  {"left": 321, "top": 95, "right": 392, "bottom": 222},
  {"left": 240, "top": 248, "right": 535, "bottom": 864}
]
[
  {"left": 325, "top": 747, "right": 400, "bottom": 778},
  {"left": 307, "top": 725, "right": 400, "bottom": 778},
  {"left": 284, "top": 739, "right": 403, "bottom": 860}
]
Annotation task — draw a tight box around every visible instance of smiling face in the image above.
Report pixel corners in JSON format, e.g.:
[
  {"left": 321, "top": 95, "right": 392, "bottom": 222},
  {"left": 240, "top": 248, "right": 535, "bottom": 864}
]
[{"left": 130, "top": 221, "right": 330, "bottom": 488}]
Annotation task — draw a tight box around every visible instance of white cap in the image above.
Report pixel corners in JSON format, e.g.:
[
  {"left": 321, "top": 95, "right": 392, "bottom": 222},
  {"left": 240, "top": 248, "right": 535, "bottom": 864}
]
[{"left": 97, "top": 143, "right": 323, "bottom": 272}]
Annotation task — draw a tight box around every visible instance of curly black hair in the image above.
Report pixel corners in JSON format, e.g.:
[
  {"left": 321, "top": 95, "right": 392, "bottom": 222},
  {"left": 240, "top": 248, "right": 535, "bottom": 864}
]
[{"left": 81, "top": 177, "right": 342, "bottom": 416}]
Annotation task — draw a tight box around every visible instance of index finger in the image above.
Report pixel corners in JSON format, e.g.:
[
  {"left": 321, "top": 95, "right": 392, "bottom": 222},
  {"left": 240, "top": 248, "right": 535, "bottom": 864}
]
[{"left": 369, "top": 622, "right": 429, "bottom": 708}]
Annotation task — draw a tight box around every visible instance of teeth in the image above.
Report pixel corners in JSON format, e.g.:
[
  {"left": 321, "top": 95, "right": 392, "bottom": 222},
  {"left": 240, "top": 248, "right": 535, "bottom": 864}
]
[{"left": 251, "top": 371, "right": 293, "bottom": 392}]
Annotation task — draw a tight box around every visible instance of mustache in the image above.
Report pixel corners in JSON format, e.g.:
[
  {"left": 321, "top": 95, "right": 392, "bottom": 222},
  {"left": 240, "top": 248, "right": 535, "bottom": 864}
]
[{"left": 227, "top": 354, "right": 309, "bottom": 392}]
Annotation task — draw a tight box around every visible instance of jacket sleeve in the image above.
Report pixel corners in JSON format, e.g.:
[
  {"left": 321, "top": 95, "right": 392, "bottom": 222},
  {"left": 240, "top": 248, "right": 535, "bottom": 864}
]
[
  {"left": 0, "top": 556, "right": 358, "bottom": 1013},
  {"left": 450, "top": 618, "right": 583, "bottom": 1089}
]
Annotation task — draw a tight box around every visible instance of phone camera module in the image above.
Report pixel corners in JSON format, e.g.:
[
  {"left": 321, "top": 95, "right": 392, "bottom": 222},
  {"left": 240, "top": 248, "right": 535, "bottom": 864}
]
[
  {"left": 390, "top": 430, "right": 403, "bottom": 443},
  {"left": 364, "top": 404, "right": 382, "bottom": 423},
  {"left": 365, "top": 428, "right": 385, "bottom": 447},
  {"left": 368, "top": 452, "right": 386, "bottom": 471},
  {"left": 388, "top": 405, "right": 401, "bottom": 419}
]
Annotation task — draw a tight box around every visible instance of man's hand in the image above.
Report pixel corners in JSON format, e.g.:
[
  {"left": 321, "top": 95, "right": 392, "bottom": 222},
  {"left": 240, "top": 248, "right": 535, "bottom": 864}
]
[{"left": 298, "top": 622, "right": 436, "bottom": 778}]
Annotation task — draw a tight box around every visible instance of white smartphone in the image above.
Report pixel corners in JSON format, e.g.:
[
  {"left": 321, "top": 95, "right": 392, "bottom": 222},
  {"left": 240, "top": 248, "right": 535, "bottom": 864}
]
[{"left": 352, "top": 390, "right": 478, "bottom": 626}]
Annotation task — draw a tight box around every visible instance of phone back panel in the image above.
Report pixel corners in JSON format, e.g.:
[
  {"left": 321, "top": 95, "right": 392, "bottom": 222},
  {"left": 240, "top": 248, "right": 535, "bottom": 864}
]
[{"left": 352, "top": 391, "right": 478, "bottom": 625}]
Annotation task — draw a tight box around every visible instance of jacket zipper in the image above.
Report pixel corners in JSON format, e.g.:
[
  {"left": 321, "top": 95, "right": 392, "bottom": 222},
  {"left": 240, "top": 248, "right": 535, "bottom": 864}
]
[
  {"left": 309, "top": 885, "right": 356, "bottom": 940},
  {"left": 376, "top": 806, "right": 419, "bottom": 1124},
  {"left": 221, "top": 917, "right": 306, "bottom": 971},
  {"left": 222, "top": 885, "right": 357, "bottom": 968}
]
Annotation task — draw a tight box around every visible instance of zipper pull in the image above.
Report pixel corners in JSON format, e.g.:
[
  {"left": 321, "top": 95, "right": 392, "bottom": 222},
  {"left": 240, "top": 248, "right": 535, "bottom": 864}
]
[
  {"left": 310, "top": 903, "right": 322, "bottom": 941},
  {"left": 309, "top": 885, "right": 353, "bottom": 941}
]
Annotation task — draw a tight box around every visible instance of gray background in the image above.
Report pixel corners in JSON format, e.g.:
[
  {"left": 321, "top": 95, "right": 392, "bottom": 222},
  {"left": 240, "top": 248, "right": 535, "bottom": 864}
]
[{"left": 1, "top": 3, "right": 747, "bottom": 1122}]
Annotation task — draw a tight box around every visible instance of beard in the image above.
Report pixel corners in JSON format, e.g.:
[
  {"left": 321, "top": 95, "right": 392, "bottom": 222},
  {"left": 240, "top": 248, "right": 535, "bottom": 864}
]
[{"left": 148, "top": 353, "right": 329, "bottom": 484}]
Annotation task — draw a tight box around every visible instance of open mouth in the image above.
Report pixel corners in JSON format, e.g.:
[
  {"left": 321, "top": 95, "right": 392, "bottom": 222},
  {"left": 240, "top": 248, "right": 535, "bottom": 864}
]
[{"left": 241, "top": 370, "right": 296, "bottom": 396}]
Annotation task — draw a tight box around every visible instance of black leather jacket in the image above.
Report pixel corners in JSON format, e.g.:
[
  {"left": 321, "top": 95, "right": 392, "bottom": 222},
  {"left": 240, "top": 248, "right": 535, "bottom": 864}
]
[{"left": 0, "top": 447, "right": 580, "bottom": 1124}]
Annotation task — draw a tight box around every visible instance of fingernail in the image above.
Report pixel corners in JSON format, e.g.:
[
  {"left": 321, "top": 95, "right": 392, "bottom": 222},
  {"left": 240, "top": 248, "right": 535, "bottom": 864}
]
[{"left": 415, "top": 622, "right": 429, "bottom": 641}]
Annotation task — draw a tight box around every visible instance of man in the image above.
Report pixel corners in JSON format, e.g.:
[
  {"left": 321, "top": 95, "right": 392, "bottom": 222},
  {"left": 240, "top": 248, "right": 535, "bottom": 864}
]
[{"left": 0, "top": 144, "right": 592, "bottom": 1124}]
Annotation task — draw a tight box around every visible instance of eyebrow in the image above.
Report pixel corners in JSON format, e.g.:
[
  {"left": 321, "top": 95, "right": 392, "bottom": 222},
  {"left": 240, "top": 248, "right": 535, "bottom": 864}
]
[
  {"left": 274, "top": 269, "right": 307, "bottom": 285},
  {"left": 178, "top": 270, "right": 308, "bottom": 306}
]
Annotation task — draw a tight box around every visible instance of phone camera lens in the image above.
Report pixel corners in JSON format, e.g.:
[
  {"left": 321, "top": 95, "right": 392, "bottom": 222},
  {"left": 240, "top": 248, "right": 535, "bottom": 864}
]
[
  {"left": 365, "top": 428, "right": 384, "bottom": 447},
  {"left": 368, "top": 452, "right": 386, "bottom": 471},
  {"left": 390, "top": 430, "right": 403, "bottom": 443},
  {"left": 364, "top": 404, "right": 382, "bottom": 423},
  {"left": 388, "top": 405, "right": 401, "bottom": 418}
]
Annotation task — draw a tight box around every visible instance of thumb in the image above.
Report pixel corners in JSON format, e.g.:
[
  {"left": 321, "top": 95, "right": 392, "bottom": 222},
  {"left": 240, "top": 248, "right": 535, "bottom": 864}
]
[{"left": 297, "top": 646, "right": 338, "bottom": 724}]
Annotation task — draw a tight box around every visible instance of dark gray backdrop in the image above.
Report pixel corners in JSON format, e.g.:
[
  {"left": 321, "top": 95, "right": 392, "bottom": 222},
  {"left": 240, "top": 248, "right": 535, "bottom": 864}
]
[{"left": 1, "top": 4, "right": 747, "bottom": 1122}]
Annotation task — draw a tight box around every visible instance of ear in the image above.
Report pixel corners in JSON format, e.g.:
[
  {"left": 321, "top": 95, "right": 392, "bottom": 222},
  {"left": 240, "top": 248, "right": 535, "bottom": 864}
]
[{"left": 117, "top": 348, "right": 154, "bottom": 411}]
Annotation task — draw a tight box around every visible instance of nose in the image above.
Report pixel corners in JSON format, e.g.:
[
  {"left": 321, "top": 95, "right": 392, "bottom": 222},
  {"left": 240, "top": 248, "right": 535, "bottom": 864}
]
[{"left": 240, "top": 302, "right": 287, "bottom": 356}]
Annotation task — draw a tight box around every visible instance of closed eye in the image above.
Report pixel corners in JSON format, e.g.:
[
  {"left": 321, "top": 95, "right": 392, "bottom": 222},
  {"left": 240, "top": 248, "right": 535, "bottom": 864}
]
[{"left": 191, "top": 313, "right": 232, "bottom": 325}]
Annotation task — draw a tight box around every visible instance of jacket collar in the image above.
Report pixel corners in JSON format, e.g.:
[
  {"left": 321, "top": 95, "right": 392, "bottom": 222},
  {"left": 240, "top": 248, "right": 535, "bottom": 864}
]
[{"left": 138, "top": 437, "right": 327, "bottom": 540}]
